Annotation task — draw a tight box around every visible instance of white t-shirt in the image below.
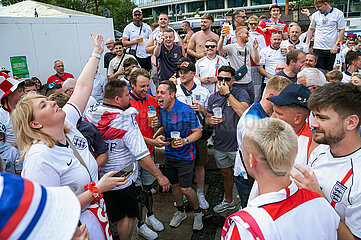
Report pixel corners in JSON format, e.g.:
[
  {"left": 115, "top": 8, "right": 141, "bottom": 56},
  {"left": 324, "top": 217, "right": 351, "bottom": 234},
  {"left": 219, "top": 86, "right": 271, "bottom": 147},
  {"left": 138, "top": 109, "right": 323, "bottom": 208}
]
[
  {"left": 152, "top": 26, "right": 180, "bottom": 43},
  {"left": 85, "top": 104, "right": 149, "bottom": 190},
  {"left": 0, "top": 107, "right": 15, "bottom": 145},
  {"left": 259, "top": 46, "right": 287, "bottom": 82},
  {"left": 195, "top": 55, "right": 228, "bottom": 93},
  {"left": 223, "top": 181, "right": 339, "bottom": 240},
  {"left": 123, "top": 22, "right": 152, "bottom": 58},
  {"left": 333, "top": 51, "right": 345, "bottom": 71},
  {"left": 280, "top": 39, "right": 309, "bottom": 53},
  {"left": 227, "top": 42, "right": 253, "bottom": 84},
  {"left": 108, "top": 54, "right": 137, "bottom": 80},
  {"left": 309, "top": 145, "right": 361, "bottom": 237},
  {"left": 342, "top": 71, "right": 352, "bottom": 83},
  {"left": 249, "top": 31, "right": 267, "bottom": 53},
  {"left": 310, "top": 8, "right": 345, "bottom": 50},
  {"left": 21, "top": 102, "right": 108, "bottom": 240}
]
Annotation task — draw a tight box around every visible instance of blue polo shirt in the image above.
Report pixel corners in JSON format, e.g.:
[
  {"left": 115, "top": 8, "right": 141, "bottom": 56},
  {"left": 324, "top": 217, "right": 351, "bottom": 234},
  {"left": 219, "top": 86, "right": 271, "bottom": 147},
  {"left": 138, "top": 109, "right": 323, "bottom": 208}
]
[
  {"left": 157, "top": 43, "right": 183, "bottom": 82},
  {"left": 159, "top": 99, "right": 199, "bottom": 161}
]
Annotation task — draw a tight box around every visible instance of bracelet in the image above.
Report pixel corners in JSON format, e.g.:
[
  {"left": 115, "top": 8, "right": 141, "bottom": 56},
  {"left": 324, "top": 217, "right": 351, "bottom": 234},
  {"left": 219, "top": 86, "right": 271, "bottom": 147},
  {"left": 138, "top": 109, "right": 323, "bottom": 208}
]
[
  {"left": 225, "top": 92, "right": 231, "bottom": 98},
  {"left": 84, "top": 182, "right": 103, "bottom": 204},
  {"left": 91, "top": 53, "right": 101, "bottom": 59}
]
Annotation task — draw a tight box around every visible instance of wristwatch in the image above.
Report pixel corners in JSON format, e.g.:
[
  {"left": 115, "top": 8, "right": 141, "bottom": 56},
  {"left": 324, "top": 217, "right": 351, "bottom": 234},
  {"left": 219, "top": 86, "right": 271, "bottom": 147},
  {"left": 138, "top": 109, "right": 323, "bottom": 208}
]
[
  {"left": 184, "top": 138, "right": 190, "bottom": 144},
  {"left": 225, "top": 92, "right": 231, "bottom": 98}
]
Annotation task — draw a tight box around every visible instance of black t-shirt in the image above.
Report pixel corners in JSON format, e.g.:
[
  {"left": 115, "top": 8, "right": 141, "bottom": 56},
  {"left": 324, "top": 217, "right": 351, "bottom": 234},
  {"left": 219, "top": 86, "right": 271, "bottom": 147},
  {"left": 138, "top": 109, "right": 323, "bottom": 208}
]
[
  {"left": 104, "top": 52, "right": 116, "bottom": 69},
  {"left": 275, "top": 69, "right": 297, "bottom": 84}
]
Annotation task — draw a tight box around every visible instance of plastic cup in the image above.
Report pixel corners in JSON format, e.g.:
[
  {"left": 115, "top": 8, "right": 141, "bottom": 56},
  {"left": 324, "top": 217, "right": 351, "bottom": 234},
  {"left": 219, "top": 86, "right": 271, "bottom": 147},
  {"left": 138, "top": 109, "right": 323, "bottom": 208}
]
[
  {"left": 147, "top": 111, "right": 157, "bottom": 127},
  {"left": 186, "top": 96, "right": 193, "bottom": 105},
  {"left": 170, "top": 131, "right": 181, "bottom": 148},
  {"left": 223, "top": 23, "right": 230, "bottom": 35},
  {"left": 139, "top": 37, "right": 143, "bottom": 43},
  {"left": 213, "top": 107, "right": 222, "bottom": 119},
  {"left": 281, "top": 48, "right": 287, "bottom": 55}
]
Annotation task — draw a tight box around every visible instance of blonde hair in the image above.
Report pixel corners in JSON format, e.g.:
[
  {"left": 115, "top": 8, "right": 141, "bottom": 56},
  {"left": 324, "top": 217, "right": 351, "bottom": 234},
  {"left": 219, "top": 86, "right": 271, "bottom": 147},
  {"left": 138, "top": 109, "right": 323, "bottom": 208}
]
[
  {"left": 264, "top": 76, "right": 292, "bottom": 96},
  {"left": 326, "top": 70, "right": 343, "bottom": 82},
  {"left": 11, "top": 94, "right": 70, "bottom": 158},
  {"left": 235, "top": 26, "right": 248, "bottom": 35},
  {"left": 243, "top": 118, "right": 298, "bottom": 176},
  {"left": 247, "top": 15, "right": 259, "bottom": 22}
]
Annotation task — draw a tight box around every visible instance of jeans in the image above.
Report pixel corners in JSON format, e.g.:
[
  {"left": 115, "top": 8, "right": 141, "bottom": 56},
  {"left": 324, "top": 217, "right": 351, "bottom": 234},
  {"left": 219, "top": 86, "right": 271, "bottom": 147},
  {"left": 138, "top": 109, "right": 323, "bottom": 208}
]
[{"left": 234, "top": 175, "right": 251, "bottom": 208}]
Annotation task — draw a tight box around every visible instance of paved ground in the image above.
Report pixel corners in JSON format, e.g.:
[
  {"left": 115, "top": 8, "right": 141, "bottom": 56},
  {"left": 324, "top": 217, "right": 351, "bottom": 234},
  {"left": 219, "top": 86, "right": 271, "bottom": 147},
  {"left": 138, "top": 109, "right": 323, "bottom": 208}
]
[{"left": 111, "top": 146, "right": 242, "bottom": 240}]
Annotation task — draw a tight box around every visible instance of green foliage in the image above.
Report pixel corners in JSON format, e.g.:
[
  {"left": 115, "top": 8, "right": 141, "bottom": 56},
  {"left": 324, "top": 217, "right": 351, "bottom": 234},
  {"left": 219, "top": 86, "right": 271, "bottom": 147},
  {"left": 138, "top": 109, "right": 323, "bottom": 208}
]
[{"left": 147, "top": 11, "right": 158, "bottom": 26}]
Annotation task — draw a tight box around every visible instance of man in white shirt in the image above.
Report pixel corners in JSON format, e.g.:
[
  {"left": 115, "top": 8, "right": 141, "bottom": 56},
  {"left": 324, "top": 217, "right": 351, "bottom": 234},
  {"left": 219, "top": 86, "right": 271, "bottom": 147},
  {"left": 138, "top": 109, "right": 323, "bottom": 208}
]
[
  {"left": 305, "top": 0, "right": 345, "bottom": 71},
  {"left": 107, "top": 41, "right": 137, "bottom": 81},
  {"left": 86, "top": 80, "right": 170, "bottom": 240},
  {"left": 175, "top": 61, "right": 211, "bottom": 210},
  {"left": 292, "top": 82, "right": 361, "bottom": 239},
  {"left": 257, "top": 32, "right": 286, "bottom": 83},
  {"left": 218, "top": 26, "right": 260, "bottom": 103},
  {"left": 342, "top": 51, "right": 361, "bottom": 83},
  {"left": 223, "top": 10, "right": 247, "bottom": 46},
  {"left": 195, "top": 39, "right": 228, "bottom": 93},
  {"left": 280, "top": 24, "right": 309, "bottom": 53},
  {"left": 122, "top": 8, "right": 153, "bottom": 71},
  {"left": 222, "top": 118, "right": 339, "bottom": 240},
  {"left": 145, "top": 13, "right": 182, "bottom": 54}
]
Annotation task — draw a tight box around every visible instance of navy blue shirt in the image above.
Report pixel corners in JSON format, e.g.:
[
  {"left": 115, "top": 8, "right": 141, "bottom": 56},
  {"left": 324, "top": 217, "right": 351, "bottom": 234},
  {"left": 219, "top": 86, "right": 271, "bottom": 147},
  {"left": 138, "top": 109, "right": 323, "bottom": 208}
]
[
  {"left": 157, "top": 44, "right": 183, "bottom": 82},
  {"left": 207, "top": 88, "right": 250, "bottom": 152},
  {"left": 159, "top": 99, "right": 199, "bottom": 161},
  {"left": 275, "top": 70, "right": 298, "bottom": 84}
]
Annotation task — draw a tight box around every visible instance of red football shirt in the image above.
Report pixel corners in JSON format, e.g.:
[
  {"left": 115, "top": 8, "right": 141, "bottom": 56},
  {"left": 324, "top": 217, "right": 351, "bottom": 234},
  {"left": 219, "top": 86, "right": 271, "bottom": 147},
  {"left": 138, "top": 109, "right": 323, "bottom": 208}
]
[
  {"left": 259, "top": 19, "right": 288, "bottom": 46},
  {"left": 47, "top": 72, "right": 74, "bottom": 84},
  {"left": 130, "top": 92, "right": 159, "bottom": 156}
]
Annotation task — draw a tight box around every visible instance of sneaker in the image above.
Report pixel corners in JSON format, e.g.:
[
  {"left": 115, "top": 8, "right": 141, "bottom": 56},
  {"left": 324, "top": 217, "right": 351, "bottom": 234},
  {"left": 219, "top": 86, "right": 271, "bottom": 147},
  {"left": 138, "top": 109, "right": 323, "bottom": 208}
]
[
  {"left": 137, "top": 223, "right": 158, "bottom": 240},
  {"left": 150, "top": 188, "right": 157, "bottom": 194},
  {"left": 193, "top": 211, "right": 204, "bottom": 230},
  {"left": 213, "top": 200, "right": 236, "bottom": 213},
  {"left": 169, "top": 211, "right": 187, "bottom": 228},
  {"left": 173, "top": 195, "right": 188, "bottom": 207},
  {"left": 197, "top": 193, "right": 210, "bottom": 210},
  {"left": 146, "top": 214, "right": 164, "bottom": 232}
]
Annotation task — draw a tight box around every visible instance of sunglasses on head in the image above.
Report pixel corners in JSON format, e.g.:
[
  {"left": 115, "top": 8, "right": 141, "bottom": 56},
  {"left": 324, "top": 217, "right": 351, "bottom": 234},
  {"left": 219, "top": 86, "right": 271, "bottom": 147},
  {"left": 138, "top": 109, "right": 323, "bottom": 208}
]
[
  {"left": 205, "top": 45, "right": 216, "bottom": 49},
  {"left": 217, "top": 76, "right": 232, "bottom": 82}
]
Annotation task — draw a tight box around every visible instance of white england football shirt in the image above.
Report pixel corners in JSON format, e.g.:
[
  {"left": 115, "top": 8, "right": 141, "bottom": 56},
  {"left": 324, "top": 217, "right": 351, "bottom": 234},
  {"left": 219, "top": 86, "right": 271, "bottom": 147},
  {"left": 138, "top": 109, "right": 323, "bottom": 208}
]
[
  {"left": 259, "top": 46, "right": 287, "bottom": 82},
  {"left": 280, "top": 39, "right": 309, "bottom": 53},
  {"left": 123, "top": 22, "right": 152, "bottom": 58}
]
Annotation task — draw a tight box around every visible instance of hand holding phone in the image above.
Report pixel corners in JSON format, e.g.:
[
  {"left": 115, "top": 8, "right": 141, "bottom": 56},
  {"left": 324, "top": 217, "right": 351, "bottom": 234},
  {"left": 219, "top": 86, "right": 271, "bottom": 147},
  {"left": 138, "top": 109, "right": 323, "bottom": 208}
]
[{"left": 112, "top": 163, "right": 136, "bottom": 178}]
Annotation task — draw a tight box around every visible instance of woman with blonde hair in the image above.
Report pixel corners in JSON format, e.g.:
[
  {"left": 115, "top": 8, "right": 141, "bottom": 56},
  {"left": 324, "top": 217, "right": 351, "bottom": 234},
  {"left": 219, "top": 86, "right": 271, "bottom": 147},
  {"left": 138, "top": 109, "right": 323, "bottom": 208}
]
[{"left": 12, "top": 34, "right": 126, "bottom": 240}]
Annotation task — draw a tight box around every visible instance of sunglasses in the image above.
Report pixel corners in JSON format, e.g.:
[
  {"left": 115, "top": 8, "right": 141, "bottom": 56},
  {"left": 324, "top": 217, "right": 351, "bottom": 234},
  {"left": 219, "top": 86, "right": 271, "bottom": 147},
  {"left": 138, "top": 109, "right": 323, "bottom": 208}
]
[
  {"left": 134, "top": 14, "right": 142, "bottom": 17},
  {"left": 248, "top": 23, "right": 258, "bottom": 26},
  {"left": 205, "top": 45, "right": 216, "bottom": 49},
  {"left": 45, "top": 82, "right": 61, "bottom": 95},
  {"left": 217, "top": 76, "right": 232, "bottom": 82},
  {"left": 238, "top": 15, "right": 247, "bottom": 19}
]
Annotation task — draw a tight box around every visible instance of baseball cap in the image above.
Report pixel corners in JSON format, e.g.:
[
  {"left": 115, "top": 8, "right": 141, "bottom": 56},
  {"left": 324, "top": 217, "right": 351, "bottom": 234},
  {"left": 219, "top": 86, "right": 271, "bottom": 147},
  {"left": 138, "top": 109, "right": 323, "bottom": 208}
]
[
  {"left": 177, "top": 61, "right": 196, "bottom": 72},
  {"left": 267, "top": 84, "right": 311, "bottom": 108},
  {"left": 176, "top": 57, "right": 193, "bottom": 65},
  {"left": 0, "top": 173, "right": 80, "bottom": 239},
  {"left": 0, "top": 76, "right": 25, "bottom": 100},
  {"left": 269, "top": 3, "right": 282, "bottom": 14},
  {"left": 132, "top": 7, "right": 142, "bottom": 14}
]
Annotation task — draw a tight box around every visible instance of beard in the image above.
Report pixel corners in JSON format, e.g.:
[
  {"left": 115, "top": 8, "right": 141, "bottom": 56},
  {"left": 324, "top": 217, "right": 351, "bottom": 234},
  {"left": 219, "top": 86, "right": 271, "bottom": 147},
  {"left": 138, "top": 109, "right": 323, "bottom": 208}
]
[
  {"left": 313, "top": 127, "right": 345, "bottom": 145},
  {"left": 134, "top": 19, "right": 142, "bottom": 27}
]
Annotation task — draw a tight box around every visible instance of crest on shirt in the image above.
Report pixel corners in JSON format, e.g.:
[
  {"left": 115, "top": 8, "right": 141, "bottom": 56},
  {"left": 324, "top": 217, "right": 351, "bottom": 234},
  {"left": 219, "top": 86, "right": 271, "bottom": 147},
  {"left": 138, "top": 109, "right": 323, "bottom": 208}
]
[
  {"left": 171, "top": 114, "right": 178, "bottom": 124},
  {"left": 148, "top": 105, "right": 155, "bottom": 111},
  {"left": 174, "top": 53, "right": 178, "bottom": 59},
  {"left": 131, "top": 112, "right": 139, "bottom": 128},
  {"left": 72, "top": 136, "right": 87, "bottom": 150},
  {"left": 215, "top": 63, "right": 220, "bottom": 69},
  {"left": 330, "top": 181, "right": 347, "bottom": 203}
]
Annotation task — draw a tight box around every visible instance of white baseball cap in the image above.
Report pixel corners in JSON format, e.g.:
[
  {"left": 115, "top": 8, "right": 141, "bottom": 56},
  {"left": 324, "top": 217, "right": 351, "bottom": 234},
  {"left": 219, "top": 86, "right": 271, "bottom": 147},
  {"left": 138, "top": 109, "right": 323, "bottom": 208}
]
[
  {"left": 132, "top": 7, "right": 142, "bottom": 14},
  {"left": 0, "top": 173, "right": 81, "bottom": 240}
]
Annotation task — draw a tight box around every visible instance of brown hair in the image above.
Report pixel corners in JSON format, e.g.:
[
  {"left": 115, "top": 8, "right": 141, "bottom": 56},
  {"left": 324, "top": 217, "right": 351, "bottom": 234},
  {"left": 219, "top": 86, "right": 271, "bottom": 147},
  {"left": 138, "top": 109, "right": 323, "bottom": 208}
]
[
  {"left": 325, "top": 70, "right": 343, "bottom": 82},
  {"left": 129, "top": 68, "right": 151, "bottom": 88},
  {"left": 104, "top": 79, "right": 128, "bottom": 100},
  {"left": 201, "top": 14, "right": 214, "bottom": 23},
  {"left": 286, "top": 49, "right": 305, "bottom": 65},
  {"left": 314, "top": 0, "right": 330, "bottom": 5},
  {"left": 48, "top": 92, "right": 70, "bottom": 108}
]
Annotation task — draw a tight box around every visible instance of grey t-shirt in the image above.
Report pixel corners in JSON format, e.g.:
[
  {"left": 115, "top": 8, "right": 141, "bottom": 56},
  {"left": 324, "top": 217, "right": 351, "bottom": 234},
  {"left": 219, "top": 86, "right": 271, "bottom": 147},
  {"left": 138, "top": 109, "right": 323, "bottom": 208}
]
[
  {"left": 227, "top": 42, "right": 252, "bottom": 84},
  {"left": 207, "top": 88, "right": 250, "bottom": 152}
]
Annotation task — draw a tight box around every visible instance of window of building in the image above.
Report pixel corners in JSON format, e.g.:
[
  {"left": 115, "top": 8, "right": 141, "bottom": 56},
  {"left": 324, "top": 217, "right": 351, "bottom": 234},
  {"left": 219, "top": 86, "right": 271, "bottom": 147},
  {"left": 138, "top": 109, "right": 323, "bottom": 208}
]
[
  {"left": 188, "top": 1, "right": 205, "bottom": 13},
  {"left": 207, "top": 0, "right": 224, "bottom": 10},
  {"left": 142, "top": 8, "right": 152, "bottom": 18},
  {"left": 154, "top": 6, "right": 169, "bottom": 15},
  {"left": 228, "top": 0, "right": 246, "bottom": 8},
  {"left": 251, "top": 0, "right": 272, "bottom": 6}
]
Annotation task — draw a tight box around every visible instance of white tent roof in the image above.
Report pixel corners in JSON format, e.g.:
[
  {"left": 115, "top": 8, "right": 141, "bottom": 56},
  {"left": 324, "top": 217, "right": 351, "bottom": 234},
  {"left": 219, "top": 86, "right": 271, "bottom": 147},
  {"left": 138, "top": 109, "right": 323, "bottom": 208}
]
[{"left": 0, "top": 0, "right": 96, "bottom": 17}]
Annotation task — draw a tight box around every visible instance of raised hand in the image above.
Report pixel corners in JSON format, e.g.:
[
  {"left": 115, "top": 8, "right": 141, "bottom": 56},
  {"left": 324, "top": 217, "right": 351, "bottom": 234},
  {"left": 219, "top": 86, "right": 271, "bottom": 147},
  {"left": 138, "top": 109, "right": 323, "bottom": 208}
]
[{"left": 91, "top": 34, "right": 104, "bottom": 55}]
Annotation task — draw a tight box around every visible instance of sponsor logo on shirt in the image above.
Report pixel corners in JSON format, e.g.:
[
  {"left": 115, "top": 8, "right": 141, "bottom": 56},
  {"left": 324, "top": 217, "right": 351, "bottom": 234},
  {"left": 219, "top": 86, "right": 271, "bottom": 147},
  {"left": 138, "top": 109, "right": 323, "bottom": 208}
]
[
  {"left": 330, "top": 181, "right": 347, "bottom": 203},
  {"left": 66, "top": 159, "right": 73, "bottom": 166},
  {"left": 72, "top": 136, "right": 87, "bottom": 150}
]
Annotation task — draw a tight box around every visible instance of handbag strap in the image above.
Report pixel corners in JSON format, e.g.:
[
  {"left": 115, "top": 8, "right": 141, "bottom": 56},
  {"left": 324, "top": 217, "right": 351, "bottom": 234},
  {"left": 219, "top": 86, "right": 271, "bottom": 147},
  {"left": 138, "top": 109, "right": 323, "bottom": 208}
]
[
  {"left": 66, "top": 136, "right": 93, "bottom": 182},
  {"left": 244, "top": 48, "right": 247, "bottom": 65},
  {"left": 115, "top": 53, "right": 127, "bottom": 72}
]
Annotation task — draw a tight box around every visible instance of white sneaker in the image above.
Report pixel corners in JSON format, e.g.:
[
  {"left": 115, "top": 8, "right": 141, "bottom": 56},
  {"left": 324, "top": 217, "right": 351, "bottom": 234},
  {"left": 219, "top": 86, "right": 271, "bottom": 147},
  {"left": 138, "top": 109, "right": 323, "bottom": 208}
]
[
  {"left": 213, "top": 200, "right": 236, "bottom": 213},
  {"left": 197, "top": 193, "right": 209, "bottom": 210},
  {"left": 169, "top": 211, "right": 187, "bottom": 228},
  {"left": 137, "top": 223, "right": 158, "bottom": 240},
  {"left": 193, "top": 211, "right": 204, "bottom": 230},
  {"left": 146, "top": 214, "right": 164, "bottom": 232}
]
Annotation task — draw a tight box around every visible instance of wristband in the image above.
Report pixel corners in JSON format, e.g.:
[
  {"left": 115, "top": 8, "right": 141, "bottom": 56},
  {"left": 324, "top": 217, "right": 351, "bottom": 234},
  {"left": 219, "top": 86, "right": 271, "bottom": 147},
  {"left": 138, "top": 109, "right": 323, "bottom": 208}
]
[
  {"left": 91, "top": 53, "right": 101, "bottom": 59},
  {"left": 225, "top": 92, "right": 231, "bottom": 98},
  {"left": 84, "top": 182, "right": 103, "bottom": 204}
]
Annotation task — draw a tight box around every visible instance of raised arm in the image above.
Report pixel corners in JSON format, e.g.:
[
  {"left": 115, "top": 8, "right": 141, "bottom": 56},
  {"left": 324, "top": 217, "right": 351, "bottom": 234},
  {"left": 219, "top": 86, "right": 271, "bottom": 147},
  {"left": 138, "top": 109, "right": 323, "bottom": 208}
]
[
  {"left": 69, "top": 34, "right": 104, "bottom": 114},
  {"left": 145, "top": 33, "right": 156, "bottom": 54}
]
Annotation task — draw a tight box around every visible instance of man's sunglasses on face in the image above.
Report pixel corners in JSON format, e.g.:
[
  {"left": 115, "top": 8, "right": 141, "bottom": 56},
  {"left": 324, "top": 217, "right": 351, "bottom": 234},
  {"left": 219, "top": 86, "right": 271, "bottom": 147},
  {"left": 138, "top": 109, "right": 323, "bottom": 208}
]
[
  {"left": 205, "top": 45, "right": 216, "bottom": 49},
  {"left": 134, "top": 13, "right": 142, "bottom": 17},
  {"left": 248, "top": 23, "right": 258, "bottom": 26},
  {"left": 217, "top": 76, "right": 232, "bottom": 82}
]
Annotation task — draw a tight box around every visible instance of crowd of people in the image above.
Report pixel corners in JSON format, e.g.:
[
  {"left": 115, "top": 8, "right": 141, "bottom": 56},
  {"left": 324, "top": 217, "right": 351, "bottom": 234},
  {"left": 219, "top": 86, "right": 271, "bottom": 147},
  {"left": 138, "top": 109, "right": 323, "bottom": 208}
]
[{"left": 1, "top": 0, "right": 361, "bottom": 239}]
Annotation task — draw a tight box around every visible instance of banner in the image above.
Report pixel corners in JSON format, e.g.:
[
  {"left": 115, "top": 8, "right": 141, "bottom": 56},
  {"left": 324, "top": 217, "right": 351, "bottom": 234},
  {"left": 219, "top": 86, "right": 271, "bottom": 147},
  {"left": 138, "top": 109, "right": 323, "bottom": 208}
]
[{"left": 10, "top": 56, "right": 29, "bottom": 79}]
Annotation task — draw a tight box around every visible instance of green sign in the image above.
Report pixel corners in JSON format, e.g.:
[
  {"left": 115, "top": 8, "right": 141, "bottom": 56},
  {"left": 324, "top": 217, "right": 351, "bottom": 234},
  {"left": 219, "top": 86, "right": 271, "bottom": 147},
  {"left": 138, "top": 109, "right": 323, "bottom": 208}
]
[{"left": 10, "top": 56, "right": 29, "bottom": 79}]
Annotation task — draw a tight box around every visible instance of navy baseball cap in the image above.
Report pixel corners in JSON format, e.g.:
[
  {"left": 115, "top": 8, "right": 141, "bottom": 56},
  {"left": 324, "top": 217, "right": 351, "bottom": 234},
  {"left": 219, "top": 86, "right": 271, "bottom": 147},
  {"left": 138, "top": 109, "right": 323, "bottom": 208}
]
[{"left": 267, "top": 84, "right": 311, "bottom": 108}]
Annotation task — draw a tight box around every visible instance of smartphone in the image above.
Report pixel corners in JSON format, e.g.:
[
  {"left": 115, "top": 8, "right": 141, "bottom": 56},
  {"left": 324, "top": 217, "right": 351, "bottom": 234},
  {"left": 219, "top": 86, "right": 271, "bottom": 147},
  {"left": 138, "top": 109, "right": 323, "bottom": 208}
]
[
  {"left": 113, "top": 163, "right": 136, "bottom": 178},
  {"left": 164, "top": 138, "right": 174, "bottom": 142}
]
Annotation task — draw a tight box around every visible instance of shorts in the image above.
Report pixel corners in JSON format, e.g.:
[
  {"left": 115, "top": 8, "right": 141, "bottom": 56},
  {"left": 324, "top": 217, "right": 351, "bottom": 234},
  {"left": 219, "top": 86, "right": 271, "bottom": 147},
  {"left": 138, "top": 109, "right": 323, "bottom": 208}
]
[
  {"left": 195, "top": 138, "right": 208, "bottom": 166},
  {"left": 165, "top": 158, "right": 194, "bottom": 188},
  {"left": 313, "top": 48, "right": 336, "bottom": 72},
  {"left": 214, "top": 149, "right": 236, "bottom": 169},
  {"left": 135, "top": 156, "right": 156, "bottom": 186},
  {"left": 102, "top": 183, "right": 139, "bottom": 223}
]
